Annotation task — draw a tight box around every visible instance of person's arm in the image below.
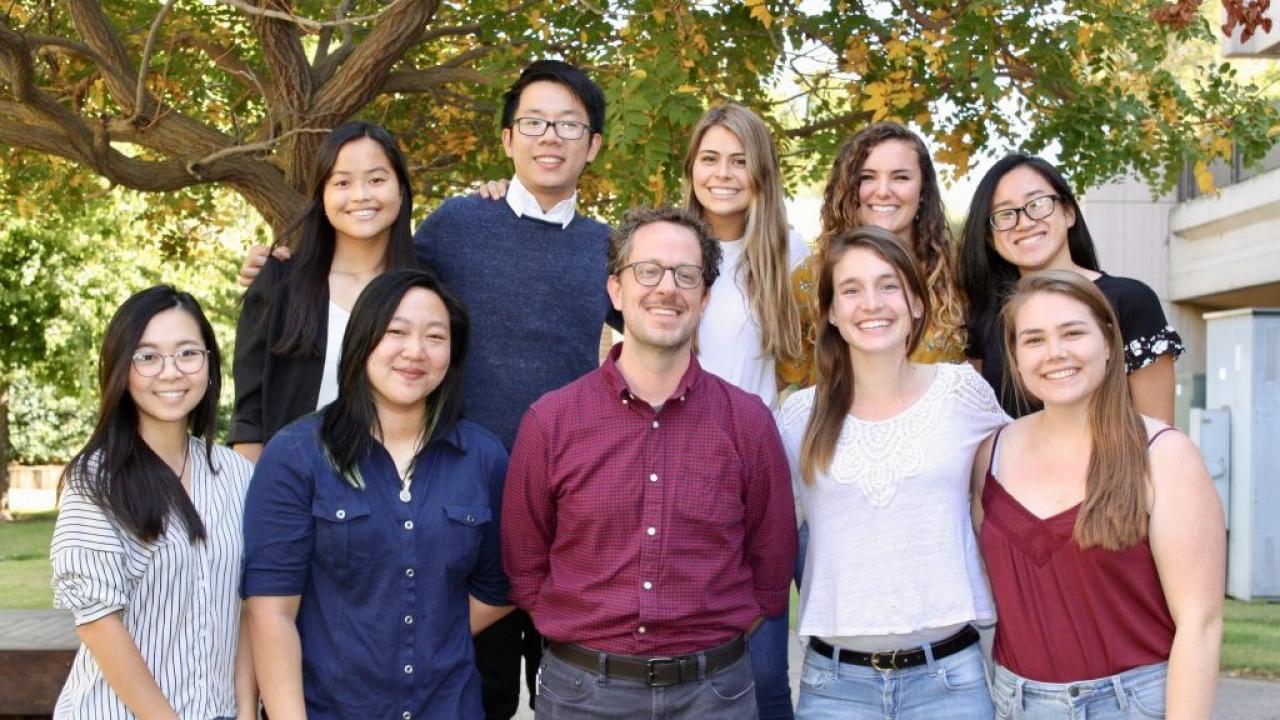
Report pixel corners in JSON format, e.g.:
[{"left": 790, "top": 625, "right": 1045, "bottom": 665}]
[
  {"left": 229, "top": 262, "right": 277, "bottom": 459},
  {"left": 233, "top": 603, "right": 257, "bottom": 720},
  {"left": 1128, "top": 354, "right": 1175, "bottom": 426},
  {"left": 238, "top": 245, "right": 291, "bottom": 287},
  {"left": 73, "top": 614, "right": 179, "bottom": 720},
  {"left": 246, "top": 595, "right": 306, "bottom": 719},
  {"left": 500, "top": 408, "right": 556, "bottom": 615},
  {"left": 1147, "top": 429, "right": 1225, "bottom": 718},
  {"left": 742, "top": 408, "right": 798, "bottom": 618},
  {"left": 470, "top": 596, "right": 514, "bottom": 635},
  {"left": 970, "top": 433, "right": 995, "bottom": 532}
]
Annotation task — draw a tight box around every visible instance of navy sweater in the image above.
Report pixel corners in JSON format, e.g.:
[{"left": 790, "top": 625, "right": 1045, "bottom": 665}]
[{"left": 414, "top": 196, "right": 613, "bottom": 448}]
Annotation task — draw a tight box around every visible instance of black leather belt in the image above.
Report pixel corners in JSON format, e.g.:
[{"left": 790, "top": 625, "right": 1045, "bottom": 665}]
[
  {"left": 808, "top": 625, "right": 980, "bottom": 671},
  {"left": 548, "top": 635, "right": 747, "bottom": 687}
]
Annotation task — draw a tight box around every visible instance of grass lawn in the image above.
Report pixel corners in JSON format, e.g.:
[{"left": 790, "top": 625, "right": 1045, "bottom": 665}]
[
  {"left": 0, "top": 511, "right": 55, "bottom": 609},
  {"left": 1222, "top": 598, "right": 1280, "bottom": 679}
]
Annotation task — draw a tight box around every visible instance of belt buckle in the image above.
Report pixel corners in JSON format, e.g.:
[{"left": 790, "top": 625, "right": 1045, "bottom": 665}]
[
  {"left": 870, "top": 649, "right": 899, "bottom": 671},
  {"left": 645, "top": 657, "right": 677, "bottom": 687}
]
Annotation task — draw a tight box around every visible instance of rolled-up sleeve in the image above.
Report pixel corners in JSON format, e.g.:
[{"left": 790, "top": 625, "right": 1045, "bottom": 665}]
[
  {"left": 500, "top": 408, "right": 555, "bottom": 613},
  {"left": 50, "top": 485, "right": 134, "bottom": 625},
  {"left": 468, "top": 441, "right": 511, "bottom": 607},
  {"left": 742, "top": 410, "right": 797, "bottom": 618},
  {"left": 241, "top": 432, "right": 315, "bottom": 597}
]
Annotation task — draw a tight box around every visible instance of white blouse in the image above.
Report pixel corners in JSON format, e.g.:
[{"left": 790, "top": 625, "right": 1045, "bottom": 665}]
[
  {"left": 51, "top": 438, "right": 253, "bottom": 719},
  {"left": 698, "top": 228, "right": 808, "bottom": 409},
  {"left": 775, "top": 363, "right": 1007, "bottom": 642}
]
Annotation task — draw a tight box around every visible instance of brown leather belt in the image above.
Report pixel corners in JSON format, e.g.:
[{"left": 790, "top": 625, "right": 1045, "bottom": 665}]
[
  {"left": 808, "top": 624, "right": 980, "bottom": 671},
  {"left": 548, "top": 635, "right": 747, "bottom": 687}
]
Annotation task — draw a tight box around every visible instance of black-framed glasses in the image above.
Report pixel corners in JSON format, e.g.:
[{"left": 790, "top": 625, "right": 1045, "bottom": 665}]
[
  {"left": 988, "top": 194, "right": 1061, "bottom": 231},
  {"left": 618, "top": 261, "right": 704, "bottom": 289},
  {"left": 131, "top": 348, "right": 209, "bottom": 377},
  {"left": 512, "top": 117, "right": 592, "bottom": 140}
]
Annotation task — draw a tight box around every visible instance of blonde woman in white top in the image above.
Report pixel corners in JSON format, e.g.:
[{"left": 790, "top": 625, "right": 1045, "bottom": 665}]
[
  {"left": 51, "top": 286, "right": 255, "bottom": 720},
  {"left": 776, "top": 227, "right": 1006, "bottom": 719}
]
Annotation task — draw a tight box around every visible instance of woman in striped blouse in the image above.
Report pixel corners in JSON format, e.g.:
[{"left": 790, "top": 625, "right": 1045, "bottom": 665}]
[{"left": 50, "top": 286, "right": 256, "bottom": 720}]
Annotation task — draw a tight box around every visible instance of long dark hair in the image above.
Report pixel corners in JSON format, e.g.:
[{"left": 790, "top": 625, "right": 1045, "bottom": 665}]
[
  {"left": 957, "top": 154, "right": 1101, "bottom": 324},
  {"left": 270, "top": 121, "right": 416, "bottom": 357},
  {"left": 799, "top": 226, "right": 930, "bottom": 485},
  {"left": 321, "top": 269, "right": 469, "bottom": 488},
  {"left": 60, "top": 286, "right": 221, "bottom": 543}
]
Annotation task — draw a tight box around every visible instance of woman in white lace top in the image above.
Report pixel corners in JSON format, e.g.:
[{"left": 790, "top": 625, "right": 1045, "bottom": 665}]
[{"left": 775, "top": 226, "right": 1008, "bottom": 718}]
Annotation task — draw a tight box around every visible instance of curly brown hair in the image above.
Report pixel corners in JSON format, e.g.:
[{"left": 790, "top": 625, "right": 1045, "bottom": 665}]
[{"left": 816, "top": 122, "right": 965, "bottom": 354}]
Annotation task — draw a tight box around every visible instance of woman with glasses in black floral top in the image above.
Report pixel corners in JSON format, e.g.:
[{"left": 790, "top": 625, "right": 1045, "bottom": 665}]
[{"left": 957, "top": 155, "right": 1183, "bottom": 422}]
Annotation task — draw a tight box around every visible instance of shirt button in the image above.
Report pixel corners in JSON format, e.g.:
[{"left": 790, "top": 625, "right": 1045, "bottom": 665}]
[
  {"left": 646, "top": 527, "right": 656, "bottom": 536},
  {"left": 466, "top": 513, "right": 475, "bottom": 523},
  {"left": 643, "top": 581, "right": 652, "bottom": 590},
  {"left": 649, "top": 473, "right": 658, "bottom": 482},
  {"left": 404, "top": 615, "right": 414, "bottom": 625},
  {"left": 404, "top": 664, "right": 414, "bottom": 674},
  {"left": 404, "top": 520, "right": 414, "bottom": 530},
  {"left": 652, "top": 420, "right": 659, "bottom": 429},
  {"left": 335, "top": 509, "right": 346, "bottom": 519},
  {"left": 638, "top": 626, "right": 646, "bottom": 634},
  {"left": 403, "top": 713, "right": 412, "bottom": 720},
  {"left": 405, "top": 568, "right": 415, "bottom": 577}
]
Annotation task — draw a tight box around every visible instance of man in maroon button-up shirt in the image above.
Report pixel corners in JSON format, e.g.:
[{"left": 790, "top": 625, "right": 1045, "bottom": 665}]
[{"left": 502, "top": 206, "right": 796, "bottom": 718}]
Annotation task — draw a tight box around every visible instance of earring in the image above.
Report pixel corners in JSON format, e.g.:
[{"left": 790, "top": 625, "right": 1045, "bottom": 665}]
[{"left": 828, "top": 316, "right": 837, "bottom": 326}]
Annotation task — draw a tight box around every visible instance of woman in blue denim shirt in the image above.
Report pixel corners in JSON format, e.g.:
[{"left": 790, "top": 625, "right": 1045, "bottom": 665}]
[{"left": 243, "top": 269, "right": 513, "bottom": 720}]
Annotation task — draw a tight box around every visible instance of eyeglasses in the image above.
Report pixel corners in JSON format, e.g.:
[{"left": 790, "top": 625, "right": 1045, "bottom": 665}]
[
  {"left": 988, "top": 194, "right": 1061, "bottom": 231},
  {"left": 618, "top": 261, "right": 705, "bottom": 289},
  {"left": 512, "top": 117, "right": 592, "bottom": 141},
  {"left": 131, "top": 348, "right": 210, "bottom": 377}
]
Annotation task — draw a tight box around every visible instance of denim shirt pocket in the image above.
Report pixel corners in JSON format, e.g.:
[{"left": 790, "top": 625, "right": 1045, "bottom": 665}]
[
  {"left": 442, "top": 504, "right": 492, "bottom": 574},
  {"left": 311, "top": 495, "right": 373, "bottom": 574}
]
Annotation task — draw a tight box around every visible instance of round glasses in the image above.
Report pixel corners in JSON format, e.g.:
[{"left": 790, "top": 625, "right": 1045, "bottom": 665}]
[
  {"left": 512, "top": 117, "right": 592, "bottom": 141},
  {"left": 618, "top": 261, "right": 704, "bottom": 289},
  {"left": 988, "top": 194, "right": 1061, "bottom": 231},
  {"left": 131, "top": 348, "right": 210, "bottom": 377}
]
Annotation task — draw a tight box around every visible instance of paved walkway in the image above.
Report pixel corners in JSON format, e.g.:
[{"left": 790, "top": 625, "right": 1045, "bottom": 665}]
[{"left": 515, "top": 631, "right": 1280, "bottom": 719}]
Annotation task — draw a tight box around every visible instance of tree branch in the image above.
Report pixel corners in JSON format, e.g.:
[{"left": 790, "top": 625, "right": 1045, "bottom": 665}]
[
  {"left": 251, "top": 0, "right": 314, "bottom": 121},
  {"left": 187, "top": 127, "right": 331, "bottom": 173},
  {"left": 381, "top": 64, "right": 492, "bottom": 94},
  {"left": 783, "top": 109, "right": 870, "bottom": 138},
  {"left": 176, "top": 32, "right": 275, "bottom": 106},
  {"left": 216, "top": 0, "right": 410, "bottom": 32},
  {"left": 65, "top": 0, "right": 142, "bottom": 113},
  {"left": 134, "top": 0, "right": 178, "bottom": 122}
]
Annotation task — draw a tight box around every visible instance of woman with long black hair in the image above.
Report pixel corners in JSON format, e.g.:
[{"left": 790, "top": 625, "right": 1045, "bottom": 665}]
[{"left": 52, "top": 286, "right": 255, "bottom": 719}]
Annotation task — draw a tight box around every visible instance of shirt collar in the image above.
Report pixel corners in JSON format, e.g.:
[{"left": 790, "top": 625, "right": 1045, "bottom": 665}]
[
  {"left": 599, "top": 342, "right": 703, "bottom": 406},
  {"left": 505, "top": 175, "right": 577, "bottom": 229}
]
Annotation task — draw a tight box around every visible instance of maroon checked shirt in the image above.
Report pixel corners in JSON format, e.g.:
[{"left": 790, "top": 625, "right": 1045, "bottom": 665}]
[{"left": 501, "top": 344, "right": 797, "bottom": 656}]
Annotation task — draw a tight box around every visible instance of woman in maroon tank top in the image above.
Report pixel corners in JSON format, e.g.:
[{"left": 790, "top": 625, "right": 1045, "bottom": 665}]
[{"left": 970, "top": 271, "right": 1224, "bottom": 719}]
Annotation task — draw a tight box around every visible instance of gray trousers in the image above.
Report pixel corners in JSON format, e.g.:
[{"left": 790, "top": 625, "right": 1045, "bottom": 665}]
[{"left": 534, "top": 648, "right": 759, "bottom": 720}]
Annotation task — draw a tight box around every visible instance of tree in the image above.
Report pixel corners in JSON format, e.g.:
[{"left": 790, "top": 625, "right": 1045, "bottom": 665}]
[{"left": 0, "top": 0, "right": 1276, "bottom": 232}]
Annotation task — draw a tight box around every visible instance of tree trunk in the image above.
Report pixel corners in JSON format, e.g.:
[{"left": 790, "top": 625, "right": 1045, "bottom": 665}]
[{"left": 0, "top": 380, "right": 12, "bottom": 522}]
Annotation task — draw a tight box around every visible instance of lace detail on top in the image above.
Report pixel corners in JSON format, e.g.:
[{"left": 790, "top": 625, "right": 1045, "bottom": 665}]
[
  {"left": 1125, "top": 325, "right": 1185, "bottom": 373},
  {"left": 827, "top": 365, "right": 991, "bottom": 507}
]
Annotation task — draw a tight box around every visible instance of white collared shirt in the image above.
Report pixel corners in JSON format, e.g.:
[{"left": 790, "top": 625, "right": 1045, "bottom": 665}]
[{"left": 505, "top": 175, "right": 577, "bottom": 229}]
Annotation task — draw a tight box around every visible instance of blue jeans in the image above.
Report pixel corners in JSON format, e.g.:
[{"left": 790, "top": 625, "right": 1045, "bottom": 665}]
[
  {"left": 796, "top": 642, "right": 993, "bottom": 719},
  {"left": 750, "top": 613, "right": 794, "bottom": 719},
  {"left": 991, "top": 662, "right": 1167, "bottom": 719},
  {"left": 535, "top": 647, "right": 758, "bottom": 719}
]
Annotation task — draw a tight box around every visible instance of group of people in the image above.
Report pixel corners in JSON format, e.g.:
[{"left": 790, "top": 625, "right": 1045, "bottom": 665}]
[{"left": 47, "top": 58, "right": 1225, "bottom": 720}]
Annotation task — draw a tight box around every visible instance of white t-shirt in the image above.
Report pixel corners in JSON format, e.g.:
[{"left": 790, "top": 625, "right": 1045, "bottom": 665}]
[
  {"left": 316, "top": 301, "right": 350, "bottom": 411},
  {"left": 698, "top": 228, "right": 809, "bottom": 408},
  {"left": 775, "top": 363, "right": 1008, "bottom": 646}
]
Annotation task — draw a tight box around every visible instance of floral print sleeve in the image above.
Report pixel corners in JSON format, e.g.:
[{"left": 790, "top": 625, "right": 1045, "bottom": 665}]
[{"left": 1094, "top": 274, "right": 1185, "bottom": 374}]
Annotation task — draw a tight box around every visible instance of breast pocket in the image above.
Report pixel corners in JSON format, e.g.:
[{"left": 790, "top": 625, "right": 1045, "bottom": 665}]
[
  {"left": 441, "top": 504, "right": 492, "bottom": 574},
  {"left": 674, "top": 452, "right": 745, "bottom": 528},
  {"left": 311, "top": 496, "right": 372, "bottom": 574}
]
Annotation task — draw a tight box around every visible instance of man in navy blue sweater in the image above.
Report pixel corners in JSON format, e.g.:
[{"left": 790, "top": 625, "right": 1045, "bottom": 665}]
[{"left": 413, "top": 60, "right": 612, "bottom": 720}]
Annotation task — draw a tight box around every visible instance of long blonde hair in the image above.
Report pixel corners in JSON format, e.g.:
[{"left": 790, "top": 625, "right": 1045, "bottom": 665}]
[
  {"left": 1002, "top": 271, "right": 1150, "bottom": 549},
  {"left": 817, "top": 122, "right": 965, "bottom": 354},
  {"left": 682, "top": 104, "right": 802, "bottom": 363},
  {"left": 799, "top": 227, "right": 930, "bottom": 485}
]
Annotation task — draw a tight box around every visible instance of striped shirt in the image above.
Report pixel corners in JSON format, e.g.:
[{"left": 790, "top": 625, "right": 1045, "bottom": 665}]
[{"left": 50, "top": 438, "right": 253, "bottom": 720}]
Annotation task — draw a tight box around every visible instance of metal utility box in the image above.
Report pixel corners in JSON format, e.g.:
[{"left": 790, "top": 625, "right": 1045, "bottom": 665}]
[{"left": 1203, "top": 307, "right": 1280, "bottom": 600}]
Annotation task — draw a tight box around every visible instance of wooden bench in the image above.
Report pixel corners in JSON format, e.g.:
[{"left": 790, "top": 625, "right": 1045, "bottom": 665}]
[{"left": 0, "top": 609, "right": 76, "bottom": 719}]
